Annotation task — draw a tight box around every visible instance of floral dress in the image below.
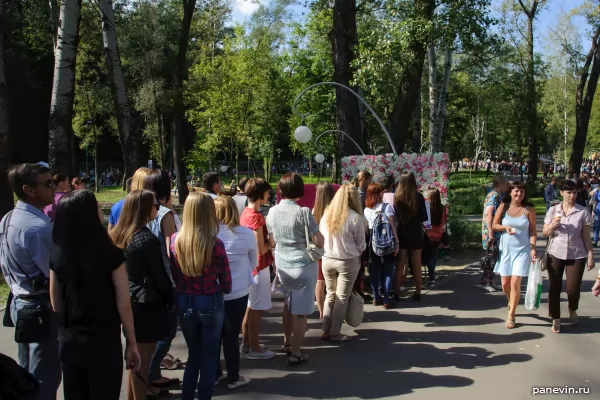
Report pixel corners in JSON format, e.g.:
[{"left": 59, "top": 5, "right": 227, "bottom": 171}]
[{"left": 481, "top": 190, "right": 502, "bottom": 250}]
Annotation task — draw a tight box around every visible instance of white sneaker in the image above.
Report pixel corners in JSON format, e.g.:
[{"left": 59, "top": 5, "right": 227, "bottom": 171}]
[
  {"left": 214, "top": 372, "right": 227, "bottom": 386},
  {"left": 228, "top": 376, "right": 251, "bottom": 390},
  {"left": 239, "top": 343, "right": 265, "bottom": 354},
  {"left": 246, "top": 349, "right": 276, "bottom": 360},
  {"left": 484, "top": 285, "right": 497, "bottom": 293}
]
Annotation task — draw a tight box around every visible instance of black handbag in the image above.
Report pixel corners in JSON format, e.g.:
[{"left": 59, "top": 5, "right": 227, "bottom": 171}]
[{"left": 1, "top": 211, "right": 50, "bottom": 343}]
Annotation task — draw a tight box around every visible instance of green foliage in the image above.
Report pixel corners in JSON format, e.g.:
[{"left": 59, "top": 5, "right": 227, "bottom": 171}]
[{"left": 448, "top": 218, "right": 481, "bottom": 246}]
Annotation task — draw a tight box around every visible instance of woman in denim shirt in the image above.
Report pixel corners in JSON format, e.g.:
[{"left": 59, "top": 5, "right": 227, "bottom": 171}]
[{"left": 266, "top": 173, "right": 324, "bottom": 366}]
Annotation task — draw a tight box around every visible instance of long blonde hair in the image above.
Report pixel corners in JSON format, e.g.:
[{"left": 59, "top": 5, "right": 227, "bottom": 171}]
[
  {"left": 214, "top": 196, "right": 240, "bottom": 231},
  {"left": 110, "top": 190, "right": 157, "bottom": 249},
  {"left": 131, "top": 167, "right": 150, "bottom": 191},
  {"left": 175, "top": 192, "right": 219, "bottom": 277},
  {"left": 323, "top": 183, "right": 363, "bottom": 236},
  {"left": 313, "top": 181, "right": 335, "bottom": 225}
]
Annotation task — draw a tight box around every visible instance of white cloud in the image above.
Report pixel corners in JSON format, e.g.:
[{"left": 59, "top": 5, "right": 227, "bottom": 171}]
[{"left": 233, "top": 0, "right": 270, "bottom": 16}]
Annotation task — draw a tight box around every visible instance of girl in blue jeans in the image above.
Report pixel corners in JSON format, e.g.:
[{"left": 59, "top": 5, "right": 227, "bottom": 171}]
[{"left": 170, "top": 192, "right": 232, "bottom": 400}]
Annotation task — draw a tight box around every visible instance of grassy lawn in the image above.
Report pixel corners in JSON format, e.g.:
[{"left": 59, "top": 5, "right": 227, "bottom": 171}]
[
  {"left": 530, "top": 196, "right": 547, "bottom": 215},
  {"left": 0, "top": 275, "right": 9, "bottom": 308},
  {"left": 95, "top": 186, "right": 127, "bottom": 203}
]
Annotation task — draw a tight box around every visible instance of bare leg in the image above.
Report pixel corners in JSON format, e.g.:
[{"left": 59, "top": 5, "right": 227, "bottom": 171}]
[
  {"left": 282, "top": 303, "right": 292, "bottom": 345},
  {"left": 410, "top": 249, "right": 422, "bottom": 295},
  {"left": 501, "top": 276, "right": 512, "bottom": 303},
  {"left": 508, "top": 276, "right": 522, "bottom": 320},
  {"left": 241, "top": 307, "right": 250, "bottom": 348},
  {"left": 291, "top": 315, "right": 307, "bottom": 356},
  {"left": 394, "top": 250, "right": 408, "bottom": 292},
  {"left": 248, "top": 309, "right": 264, "bottom": 352},
  {"left": 315, "top": 280, "right": 325, "bottom": 319}
]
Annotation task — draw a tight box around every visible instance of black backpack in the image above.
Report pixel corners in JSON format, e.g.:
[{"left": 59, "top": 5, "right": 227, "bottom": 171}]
[{"left": 0, "top": 352, "right": 39, "bottom": 400}]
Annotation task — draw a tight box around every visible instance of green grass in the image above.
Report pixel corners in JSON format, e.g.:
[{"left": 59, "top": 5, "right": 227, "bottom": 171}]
[
  {"left": 0, "top": 275, "right": 9, "bottom": 308},
  {"left": 530, "top": 196, "right": 546, "bottom": 215},
  {"left": 95, "top": 186, "right": 127, "bottom": 204}
]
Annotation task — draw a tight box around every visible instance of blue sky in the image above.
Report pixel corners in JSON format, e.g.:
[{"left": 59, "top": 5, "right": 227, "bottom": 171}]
[{"left": 231, "top": 0, "right": 592, "bottom": 48}]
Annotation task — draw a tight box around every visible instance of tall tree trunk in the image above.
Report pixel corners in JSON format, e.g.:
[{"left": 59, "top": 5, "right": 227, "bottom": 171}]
[
  {"left": 517, "top": 0, "right": 540, "bottom": 182},
  {"left": 48, "top": 0, "right": 82, "bottom": 176},
  {"left": 0, "top": 0, "right": 13, "bottom": 219},
  {"left": 99, "top": 0, "right": 139, "bottom": 181},
  {"left": 49, "top": 0, "right": 59, "bottom": 48},
  {"left": 570, "top": 28, "right": 600, "bottom": 174},
  {"left": 387, "top": 0, "right": 435, "bottom": 153},
  {"left": 412, "top": 90, "right": 422, "bottom": 153},
  {"left": 427, "top": 41, "right": 437, "bottom": 147},
  {"left": 172, "top": 0, "right": 196, "bottom": 204},
  {"left": 433, "top": 44, "right": 453, "bottom": 152},
  {"left": 330, "top": 0, "right": 362, "bottom": 157}
]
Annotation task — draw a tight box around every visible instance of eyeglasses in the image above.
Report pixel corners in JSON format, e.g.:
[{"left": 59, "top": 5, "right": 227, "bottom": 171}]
[{"left": 31, "top": 180, "right": 53, "bottom": 188}]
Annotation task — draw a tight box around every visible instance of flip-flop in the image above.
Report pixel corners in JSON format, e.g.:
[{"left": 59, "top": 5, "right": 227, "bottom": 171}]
[{"left": 330, "top": 334, "right": 353, "bottom": 342}]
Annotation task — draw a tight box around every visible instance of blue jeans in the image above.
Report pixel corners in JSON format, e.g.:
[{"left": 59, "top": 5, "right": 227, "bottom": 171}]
[
  {"left": 149, "top": 308, "right": 178, "bottom": 382},
  {"left": 369, "top": 255, "right": 395, "bottom": 303},
  {"left": 10, "top": 295, "right": 61, "bottom": 400},
  {"left": 177, "top": 292, "right": 225, "bottom": 400},
  {"left": 425, "top": 242, "right": 440, "bottom": 280},
  {"left": 217, "top": 294, "right": 248, "bottom": 384}
]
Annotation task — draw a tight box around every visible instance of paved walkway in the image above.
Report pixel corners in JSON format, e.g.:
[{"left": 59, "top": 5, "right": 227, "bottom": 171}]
[{"left": 2, "top": 241, "right": 600, "bottom": 399}]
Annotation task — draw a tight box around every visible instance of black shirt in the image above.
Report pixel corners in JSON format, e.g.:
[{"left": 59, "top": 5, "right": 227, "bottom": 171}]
[{"left": 50, "top": 244, "right": 125, "bottom": 346}]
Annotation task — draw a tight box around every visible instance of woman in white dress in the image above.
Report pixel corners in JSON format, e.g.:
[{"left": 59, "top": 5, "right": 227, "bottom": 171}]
[{"left": 492, "top": 181, "right": 537, "bottom": 329}]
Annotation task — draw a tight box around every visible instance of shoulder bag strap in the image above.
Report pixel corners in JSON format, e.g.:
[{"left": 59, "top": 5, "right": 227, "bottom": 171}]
[{"left": 1, "top": 211, "right": 35, "bottom": 284}]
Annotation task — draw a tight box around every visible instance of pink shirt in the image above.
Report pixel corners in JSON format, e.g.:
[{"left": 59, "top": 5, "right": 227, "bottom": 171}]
[
  {"left": 545, "top": 203, "right": 592, "bottom": 260},
  {"left": 382, "top": 192, "right": 395, "bottom": 206}
]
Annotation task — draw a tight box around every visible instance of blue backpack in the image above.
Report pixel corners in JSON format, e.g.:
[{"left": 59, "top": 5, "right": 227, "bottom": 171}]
[{"left": 371, "top": 204, "right": 397, "bottom": 257}]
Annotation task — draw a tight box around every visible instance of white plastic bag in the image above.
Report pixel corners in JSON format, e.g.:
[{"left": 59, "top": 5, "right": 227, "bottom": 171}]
[{"left": 525, "top": 260, "right": 543, "bottom": 311}]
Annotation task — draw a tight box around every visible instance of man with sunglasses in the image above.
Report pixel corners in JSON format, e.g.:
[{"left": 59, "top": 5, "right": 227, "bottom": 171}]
[{"left": 0, "top": 163, "right": 60, "bottom": 400}]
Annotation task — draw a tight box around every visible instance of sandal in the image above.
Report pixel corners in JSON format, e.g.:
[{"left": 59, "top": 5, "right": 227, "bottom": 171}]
[
  {"left": 280, "top": 344, "right": 293, "bottom": 355},
  {"left": 506, "top": 317, "right": 516, "bottom": 329},
  {"left": 160, "top": 354, "right": 184, "bottom": 370},
  {"left": 552, "top": 319, "right": 561, "bottom": 333},
  {"left": 330, "top": 334, "right": 353, "bottom": 342},
  {"left": 287, "top": 353, "right": 309, "bottom": 366}
]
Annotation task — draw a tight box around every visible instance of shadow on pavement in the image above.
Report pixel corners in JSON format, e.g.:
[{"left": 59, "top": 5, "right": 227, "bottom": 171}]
[{"left": 365, "top": 311, "right": 504, "bottom": 326}]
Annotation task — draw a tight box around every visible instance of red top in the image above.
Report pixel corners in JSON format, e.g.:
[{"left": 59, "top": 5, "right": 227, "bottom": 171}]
[
  {"left": 426, "top": 206, "right": 448, "bottom": 242},
  {"left": 169, "top": 233, "right": 232, "bottom": 295},
  {"left": 240, "top": 208, "right": 273, "bottom": 275}
]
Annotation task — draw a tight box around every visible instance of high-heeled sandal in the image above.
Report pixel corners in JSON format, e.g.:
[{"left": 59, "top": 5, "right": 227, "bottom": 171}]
[{"left": 506, "top": 317, "right": 516, "bottom": 329}]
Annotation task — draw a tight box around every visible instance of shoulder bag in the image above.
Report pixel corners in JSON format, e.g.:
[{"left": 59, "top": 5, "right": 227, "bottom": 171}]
[
  {"left": 539, "top": 236, "right": 553, "bottom": 272},
  {"left": 302, "top": 207, "right": 324, "bottom": 262},
  {"left": 345, "top": 291, "right": 364, "bottom": 327}
]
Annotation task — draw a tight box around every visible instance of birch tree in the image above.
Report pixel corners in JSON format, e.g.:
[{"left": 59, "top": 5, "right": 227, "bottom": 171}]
[
  {"left": 0, "top": 0, "right": 13, "bottom": 219},
  {"left": 99, "top": 0, "right": 139, "bottom": 183},
  {"left": 432, "top": 44, "right": 453, "bottom": 151},
  {"left": 48, "top": 0, "right": 82, "bottom": 175},
  {"left": 427, "top": 41, "right": 437, "bottom": 147}
]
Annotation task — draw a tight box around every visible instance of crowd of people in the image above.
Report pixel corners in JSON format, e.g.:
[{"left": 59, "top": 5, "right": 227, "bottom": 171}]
[{"left": 2, "top": 162, "right": 600, "bottom": 400}]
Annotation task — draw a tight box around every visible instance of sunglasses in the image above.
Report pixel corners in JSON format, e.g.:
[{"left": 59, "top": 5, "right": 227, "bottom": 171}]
[{"left": 31, "top": 180, "right": 53, "bottom": 188}]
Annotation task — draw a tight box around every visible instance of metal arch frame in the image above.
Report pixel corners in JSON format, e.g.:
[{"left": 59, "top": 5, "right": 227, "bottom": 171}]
[
  {"left": 314, "top": 130, "right": 366, "bottom": 156},
  {"left": 292, "top": 82, "right": 397, "bottom": 155}
]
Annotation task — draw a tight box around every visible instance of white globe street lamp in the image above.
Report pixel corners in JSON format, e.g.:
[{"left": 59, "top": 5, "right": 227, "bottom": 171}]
[
  {"left": 294, "top": 123, "right": 313, "bottom": 144},
  {"left": 220, "top": 165, "right": 228, "bottom": 173},
  {"left": 315, "top": 153, "right": 325, "bottom": 163}
]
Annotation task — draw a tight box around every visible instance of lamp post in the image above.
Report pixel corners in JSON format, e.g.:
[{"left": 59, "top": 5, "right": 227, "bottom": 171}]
[{"left": 292, "top": 82, "right": 397, "bottom": 155}]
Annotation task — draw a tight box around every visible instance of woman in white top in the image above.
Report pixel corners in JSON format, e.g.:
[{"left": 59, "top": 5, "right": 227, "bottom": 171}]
[
  {"left": 214, "top": 196, "right": 257, "bottom": 389},
  {"left": 364, "top": 183, "right": 399, "bottom": 308},
  {"left": 320, "top": 184, "right": 367, "bottom": 342}
]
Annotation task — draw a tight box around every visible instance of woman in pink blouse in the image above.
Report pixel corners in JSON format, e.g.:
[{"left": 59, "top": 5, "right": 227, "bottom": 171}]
[{"left": 542, "top": 180, "right": 595, "bottom": 333}]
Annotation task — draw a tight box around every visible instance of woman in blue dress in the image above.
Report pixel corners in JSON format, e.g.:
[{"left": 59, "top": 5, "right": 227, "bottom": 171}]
[{"left": 492, "top": 181, "right": 537, "bottom": 329}]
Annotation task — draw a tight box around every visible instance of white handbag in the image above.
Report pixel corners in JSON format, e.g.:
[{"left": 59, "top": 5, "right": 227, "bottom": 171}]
[{"left": 302, "top": 207, "right": 324, "bottom": 262}]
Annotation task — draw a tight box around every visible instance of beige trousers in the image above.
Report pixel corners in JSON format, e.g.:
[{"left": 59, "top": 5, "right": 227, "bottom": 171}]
[{"left": 321, "top": 257, "right": 360, "bottom": 336}]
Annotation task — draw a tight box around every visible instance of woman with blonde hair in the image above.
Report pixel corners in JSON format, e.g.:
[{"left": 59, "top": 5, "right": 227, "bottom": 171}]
[
  {"left": 394, "top": 171, "right": 428, "bottom": 301},
  {"left": 108, "top": 167, "right": 150, "bottom": 231},
  {"left": 169, "top": 192, "right": 231, "bottom": 400},
  {"left": 213, "top": 196, "right": 256, "bottom": 389},
  {"left": 313, "top": 181, "right": 335, "bottom": 319},
  {"left": 320, "top": 184, "right": 367, "bottom": 342},
  {"left": 110, "top": 190, "right": 174, "bottom": 400}
]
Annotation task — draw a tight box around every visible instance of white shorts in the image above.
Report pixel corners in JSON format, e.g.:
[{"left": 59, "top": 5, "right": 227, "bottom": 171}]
[{"left": 248, "top": 268, "right": 272, "bottom": 311}]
